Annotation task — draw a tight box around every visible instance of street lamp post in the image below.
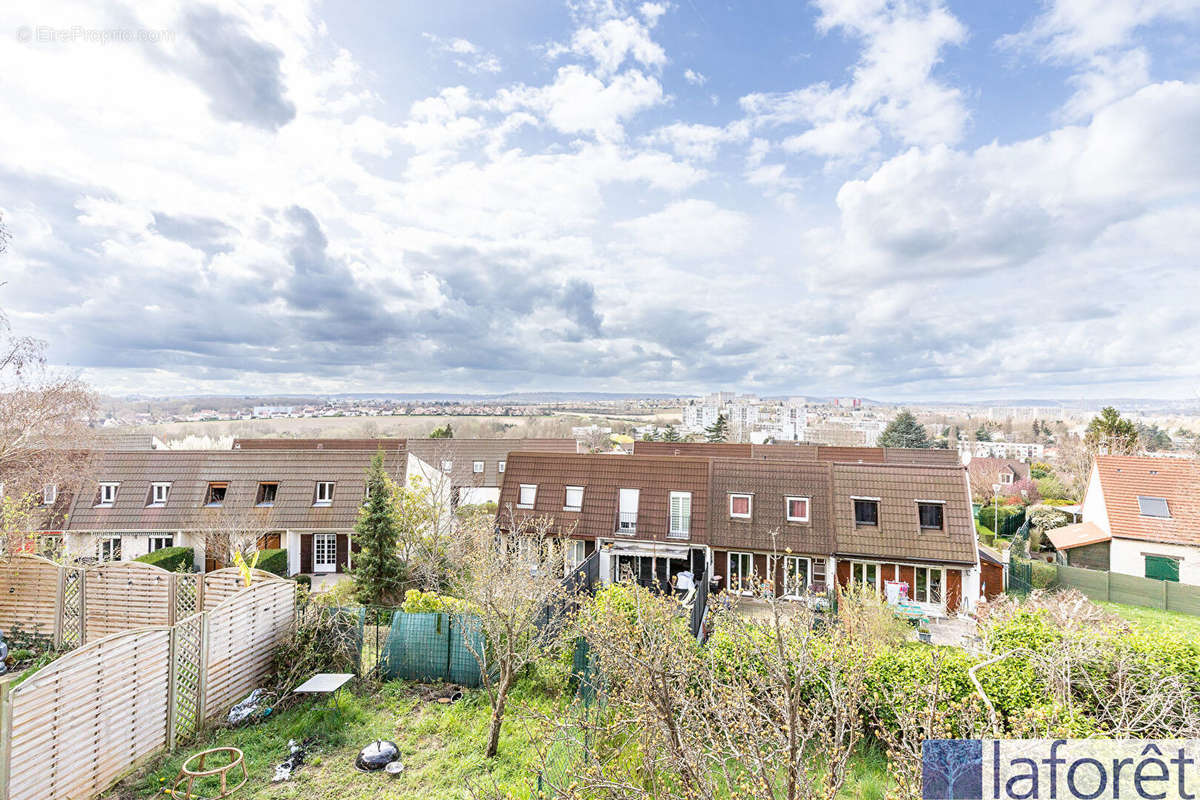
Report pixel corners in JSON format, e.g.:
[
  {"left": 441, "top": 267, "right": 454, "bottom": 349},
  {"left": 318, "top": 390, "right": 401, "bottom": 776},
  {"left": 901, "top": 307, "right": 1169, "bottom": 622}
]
[{"left": 992, "top": 483, "right": 1002, "bottom": 537}]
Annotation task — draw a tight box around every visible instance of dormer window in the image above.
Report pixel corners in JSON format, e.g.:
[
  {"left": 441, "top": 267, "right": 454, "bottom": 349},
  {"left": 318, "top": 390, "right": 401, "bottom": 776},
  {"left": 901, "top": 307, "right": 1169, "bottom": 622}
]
[
  {"left": 42, "top": 484, "right": 58, "bottom": 506},
  {"left": 917, "top": 501, "right": 945, "bottom": 530},
  {"left": 314, "top": 481, "right": 335, "bottom": 506},
  {"left": 1137, "top": 496, "right": 1170, "bottom": 518},
  {"left": 785, "top": 496, "right": 809, "bottom": 523},
  {"left": 96, "top": 482, "right": 119, "bottom": 507},
  {"left": 729, "top": 493, "right": 752, "bottom": 519},
  {"left": 999, "top": 472, "right": 1014, "bottom": 485},
  {"left": 518, "top": 484, "right": 537, "bottom": 508},
  {"left": 204, "top": 482, "right": 227, "bottom": 507},
  {"left": 498, "top": 461, "right": 506, "bottom": 473},
  {"left": 853, "top": 498, "right": 879, "bottom": 526},
  {"left": 473, "top": 461, "right": 484, "bottom": 474},
  {"left": 441, "top": 460, "right": 453, "bottom": 473},
  {"left": 148, "top": 482, "right": 171, "bottom": 507},
  {"left": 564, "top": 486, "right": 584, "bottom": 511},
  {"left": 256, "top": 482, "right": 278, "bottom": 506}
]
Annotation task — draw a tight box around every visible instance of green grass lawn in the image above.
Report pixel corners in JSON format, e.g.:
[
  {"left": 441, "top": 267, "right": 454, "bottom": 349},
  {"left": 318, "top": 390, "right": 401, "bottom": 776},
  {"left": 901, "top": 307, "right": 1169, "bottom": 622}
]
[
  {"left": 106, "top": 677, "right": 893, "bottom": 800},
  {"left": 107, "top": 680, "right": 566, "bottom": 800},
  {"left": 1100, "top": 601, "right": 1200, "bottom": 637}
]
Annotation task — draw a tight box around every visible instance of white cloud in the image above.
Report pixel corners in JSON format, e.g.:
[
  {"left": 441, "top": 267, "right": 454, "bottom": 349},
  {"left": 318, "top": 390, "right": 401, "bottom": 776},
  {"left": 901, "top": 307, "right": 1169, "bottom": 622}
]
[
  {"left": 740, "top": 0, "right": 967, "bottom": 160},
  {"left": 423, "top": 33, "right": 503, "bottom": 74},
  {"left": 549, "top": 9, "right": 667, "bottom": 76},
  {"left": 999, "top": 0, "right": 1200, "bottom": 120},
  {"left": 643, "top": 121, "right": 747, "bottom": 160},
  {"left": 616, "top": 199, "right": 751, "bottom": 260},
  {"left": 684, "top": 68, "right": 707, "bottom": 86},
  {"left": 499, "top": 65, "right": 664, "bottom": 140}
]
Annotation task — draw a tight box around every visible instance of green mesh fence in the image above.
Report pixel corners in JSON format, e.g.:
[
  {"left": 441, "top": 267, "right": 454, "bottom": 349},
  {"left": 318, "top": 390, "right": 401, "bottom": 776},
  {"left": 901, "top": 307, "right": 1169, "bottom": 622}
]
[{"left": 376, "top": 611, "right": 486, "bottom": 687}]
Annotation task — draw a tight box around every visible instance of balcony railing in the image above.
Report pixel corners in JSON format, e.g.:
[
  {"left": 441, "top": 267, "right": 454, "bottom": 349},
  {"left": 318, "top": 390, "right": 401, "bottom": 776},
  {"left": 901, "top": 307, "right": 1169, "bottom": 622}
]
[
  {"left": 616, "top": 512, "right": 637, "bottom": 535},
  {"left": 666, "top": 526, "right": 689, "bottom": 540}
]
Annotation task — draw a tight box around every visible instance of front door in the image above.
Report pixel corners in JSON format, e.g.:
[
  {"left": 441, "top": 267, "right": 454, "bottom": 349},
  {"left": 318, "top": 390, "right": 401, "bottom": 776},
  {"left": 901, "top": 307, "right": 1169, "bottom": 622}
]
[{"left": 314, "top": 533, "right": 338, "bottom": 573}]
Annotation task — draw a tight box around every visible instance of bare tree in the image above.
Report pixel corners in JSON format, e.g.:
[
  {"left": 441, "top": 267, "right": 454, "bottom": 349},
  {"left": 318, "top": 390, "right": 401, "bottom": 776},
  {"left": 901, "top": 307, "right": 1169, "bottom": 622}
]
[
  {"left": 537, "top": 583, "right": 886, "bottom": 800},
  {"left": 453, "top": 506, "right": 570, "bottom": 758},
  {"left": 194, "top": 504, "right": 278, "bottom": 573},
  {"left": 0, "top": 306, "right": 98, "bottom": 558}
]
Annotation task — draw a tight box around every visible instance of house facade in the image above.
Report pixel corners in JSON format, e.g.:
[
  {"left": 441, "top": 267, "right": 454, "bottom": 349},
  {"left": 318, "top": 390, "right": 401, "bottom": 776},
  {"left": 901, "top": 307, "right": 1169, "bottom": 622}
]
[
  {"left": 498, "top": 446, "right": 979, "bottom": 615},
  {"left": 63, "top": 448, "right": 406, "bottom": 574},
  {"left": 1075, "top": 455, "right": 1200, "bottom": 584}
]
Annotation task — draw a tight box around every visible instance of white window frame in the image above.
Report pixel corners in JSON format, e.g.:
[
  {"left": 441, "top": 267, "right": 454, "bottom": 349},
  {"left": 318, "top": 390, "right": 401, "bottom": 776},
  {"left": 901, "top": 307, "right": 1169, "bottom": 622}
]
[
  {"left": 564, "top": 539, "right": 587, "bottom": 575},
  {"left": 668, "top": 491, "right": 691, "bottom": 539},
  {"left": 497, "top": 460, "right": 506, "bottom": 473},
  {"left": 441, "top": 460, "right": 454, "bottom": 473},
  {"left": 97, "top": 536, "right": 121, "bottom": 562},
  {"left": 912, "top": 565, "right": 944, "bottom": 605},
  {"left": 96, "top": 482, "right": 119, "bottom": 507},
  {"left": 782, "top": 555, "right": 810, "bottom": 599},
  {"left": 313, "top": 532, "right": 337, "bottom": 573},
  {"left": 850, "top": 561, "right": 880, "bottom": 593},
  {"left": 472, "top": 460, "right": 485, "bottom": 474},
  {"left": 999, "top": 471, "right": 1014, "bottom": 485},
  {"left": 728, "top": 551, "right": 755, "bottom": 594},
  {"left": 314, "top": 481, "right": 335, "bottom": 506},
  {"left": 617, "top": 488, "right": 639, "bottom": 534},
  {"left": 785, "top": 496, "right": 810, "bottom": 523},
  {"left": 42, "top": 484, "right": 58, "bottom": 506},
  {"left": 149, "top": 482, "right": 171, "bottom": 507},
  {"left": 729, "top": 493, "right": 752, "bottom": 519},
  {"left": 564, "top": 486, "right": 584, "bottom": 512},
  {"left": 518, "top": 484, "right": 537, "bottom": 508},
  {"left": 149, "top": 535, "right": 174, "bottom": 553}
]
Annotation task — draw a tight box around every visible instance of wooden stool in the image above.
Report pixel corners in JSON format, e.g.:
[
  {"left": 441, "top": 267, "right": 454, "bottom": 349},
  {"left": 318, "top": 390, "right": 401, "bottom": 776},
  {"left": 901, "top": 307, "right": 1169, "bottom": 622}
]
[{"left": 168, "top": 747, "right": 247, "bottom": 799}]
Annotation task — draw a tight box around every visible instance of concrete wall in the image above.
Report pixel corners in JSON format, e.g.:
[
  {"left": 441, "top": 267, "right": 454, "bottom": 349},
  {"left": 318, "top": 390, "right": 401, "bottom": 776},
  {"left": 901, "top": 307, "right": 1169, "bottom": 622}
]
[{"left": 1111, "top": 537, "right": 1200, "bottom": 585}]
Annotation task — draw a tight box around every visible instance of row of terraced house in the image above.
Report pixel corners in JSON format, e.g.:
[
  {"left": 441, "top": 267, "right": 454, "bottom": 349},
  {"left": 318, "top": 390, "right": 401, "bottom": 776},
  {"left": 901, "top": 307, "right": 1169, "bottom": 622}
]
[
  {"left": 497, "top": 441, "right": 981, "bottom": 616},
  {"left": 34, "top": 437, "right": 984, "bottom": 616}
]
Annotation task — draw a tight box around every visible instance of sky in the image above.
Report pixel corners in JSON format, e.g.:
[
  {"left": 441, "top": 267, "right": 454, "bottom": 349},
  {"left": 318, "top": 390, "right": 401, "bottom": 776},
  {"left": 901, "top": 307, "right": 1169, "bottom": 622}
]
[{"left": 1, "top": 0, "right": 1199, "bottom": 401}]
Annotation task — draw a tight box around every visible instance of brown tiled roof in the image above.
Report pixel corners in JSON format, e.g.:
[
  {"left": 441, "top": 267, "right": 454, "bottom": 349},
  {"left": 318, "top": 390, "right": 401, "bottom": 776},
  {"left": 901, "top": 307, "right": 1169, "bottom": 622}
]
[
  {"left": 632, "top": 440, "right": 956, "bottom": 466},
  {"left": 633, "top": 441, "right": 753, "bottom": 457},
  {"left": 967, "top": 457, "right": 1030, "bottom": 482},
  {"left": 95, "top": 433, "right": 159, "bottom": 450},
  {"left": 1047, "top": 521, "right": 1110, "bottom": 551},
  {"left": 1094, "top": 455, "right": 1200, "bottom": 546},
  {"left": 406, "top": 438, "right": 578, "bottom": 487},
  {"left": 708, "top": 458, "right": 834, "bottom": 556},
  {"left": 65, "top": 449, "right": 405, "bottom": 532},
  {"left": 830, "top": 462, "right": 977, "bottom": 565},
  {"left": 233, "top": 438, "right": 407, "bottom": 450},
  {"left": 496, "top": 452, "right": 710, "bottom": 544}
]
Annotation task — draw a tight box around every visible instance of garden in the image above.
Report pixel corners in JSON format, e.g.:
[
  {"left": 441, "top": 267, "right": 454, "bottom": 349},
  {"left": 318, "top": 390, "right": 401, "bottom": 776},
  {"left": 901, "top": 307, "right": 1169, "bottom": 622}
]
[{"left": 101, "top": 580, "right": 1200, "bottom": 800}]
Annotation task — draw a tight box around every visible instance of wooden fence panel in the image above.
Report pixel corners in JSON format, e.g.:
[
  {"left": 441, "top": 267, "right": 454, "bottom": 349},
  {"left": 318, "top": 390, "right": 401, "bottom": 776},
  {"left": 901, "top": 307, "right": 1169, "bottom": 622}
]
[
  {"left": 203, "top": 580, "right": 295, "bottom": 720},
  {"left": 0, "top": 557, "right": 61, "bottom": 644},
  {"left": 1109, "top": 571, "right": 1164, "bottom": 609},
  {"left": 84, "top": 562, "right": 174, "bottom": 641},
  {"left": 1055, "top": 564, "right": 1109, "bottom": 602},
  {"left": 1166, "top": 581, "right": 1200, "bottom": 616},
  {"left": 201, "top": 567, "right": 281, "bottom": 610},
  {"left": 4, "top": 628, "right": 171, "bottom": 800}
]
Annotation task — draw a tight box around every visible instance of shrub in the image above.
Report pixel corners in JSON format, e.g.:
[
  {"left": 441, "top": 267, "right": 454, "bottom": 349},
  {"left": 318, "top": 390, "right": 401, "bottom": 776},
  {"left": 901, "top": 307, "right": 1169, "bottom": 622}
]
[
  {"left": 134, "top": 546, "right": 193, "bottom": 572},
  {"left": 399, "top": 588, "right": 475, "bottom": 615},
  {"left": 255, "top": 548, "right": 288, "bottom": 576},
  {"left": 1035, "top": 475, "right": 1069, "bottom": 501},
  {"left": 977, "top": 504, "right": 1022, "bottom": 534},
  {"left": 270, "top": 606, "right": 363, "bottom": 698},
  {"left": 293, "top": 574, "right": 312, "bottom": 590},
  {"left": 1031, "top": 561, "right": 1057, "bottom": 589}
]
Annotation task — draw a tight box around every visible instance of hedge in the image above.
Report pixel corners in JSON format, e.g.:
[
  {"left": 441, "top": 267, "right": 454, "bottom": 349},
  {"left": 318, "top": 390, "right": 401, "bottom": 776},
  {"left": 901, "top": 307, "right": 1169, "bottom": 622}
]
[
  {"left": 256, "top": 548, "right": 288, "bottom": 577},
  {"left": 1031, "top": 561, "right": 1057, "bottom": 589},
  {"left": 134, "top": 546, "right": 194, "bottom": 573}
]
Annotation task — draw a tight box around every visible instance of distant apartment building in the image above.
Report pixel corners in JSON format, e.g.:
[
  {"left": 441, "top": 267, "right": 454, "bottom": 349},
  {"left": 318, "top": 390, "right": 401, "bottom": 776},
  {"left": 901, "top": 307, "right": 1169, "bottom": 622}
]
[
  {"left": 959, "top": 441, "right": 1044, "bottom": 461},
  {"left": 680, "top": 393, "right": 807, "bottom": 441}
]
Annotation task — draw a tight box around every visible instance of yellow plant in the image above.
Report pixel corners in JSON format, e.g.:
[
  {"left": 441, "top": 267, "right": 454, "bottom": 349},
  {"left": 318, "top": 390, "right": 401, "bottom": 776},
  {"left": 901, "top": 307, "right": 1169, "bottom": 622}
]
[{"left": 232, "top": 549, "right": 261, "bottom": 587}]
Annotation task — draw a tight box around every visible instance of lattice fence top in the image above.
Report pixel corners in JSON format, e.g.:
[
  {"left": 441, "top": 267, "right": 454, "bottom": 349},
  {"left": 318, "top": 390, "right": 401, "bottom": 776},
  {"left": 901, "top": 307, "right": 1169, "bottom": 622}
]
[{"left": 202, "top": 567, "right": 286, "bottom": 610}]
